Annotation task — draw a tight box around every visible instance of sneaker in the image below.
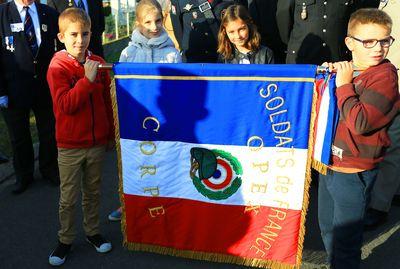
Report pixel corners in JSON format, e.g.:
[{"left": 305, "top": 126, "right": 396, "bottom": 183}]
[
  {"left": 86, "top": 234, "right": 112, "bottom": 253},
  {"left": 49, "top": 241, "right": 71, "bottom": 266},
  {"left": 108, "top": 208, "right": 122, "bottom": 221}
]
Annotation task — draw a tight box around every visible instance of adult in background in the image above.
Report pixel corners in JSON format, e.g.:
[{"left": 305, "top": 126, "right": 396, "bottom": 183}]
[
  {"left": 276, "top": 0, "right": 379, "bottom": 64},
  {"left": 365, "top": 0, "right": 400, "bottom": 229},
  {"left": 160, "top": 0, "right": 180, "bottom": 49},
  {"left": 247, "top": 0, "right": 285, "bottom": 63},
  {"left": 0, "top": 0, "right": 60, "bottom": 194},
  {"left": 170, "top": 0, "right": 247, "bottom": 63},
  {"left": 47, "top": 0, "right": 105, "bottom": 57}
]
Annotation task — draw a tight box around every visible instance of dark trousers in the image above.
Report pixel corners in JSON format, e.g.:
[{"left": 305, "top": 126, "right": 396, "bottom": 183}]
[
  {"left": 1, "top": 105, "right": 58, "bottom": 184},
  {"left": 318, "top": 169, "right": 377, "bottom": 269}
]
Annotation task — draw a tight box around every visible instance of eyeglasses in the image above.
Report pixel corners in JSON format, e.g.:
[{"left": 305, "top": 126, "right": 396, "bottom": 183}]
[{"left": 349, "top": 36, "right": 395, "bottom": 48}]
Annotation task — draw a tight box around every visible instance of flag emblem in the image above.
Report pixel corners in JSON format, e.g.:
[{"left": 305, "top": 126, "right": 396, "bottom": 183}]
[{"left": 190, "top": 148, "right": 242, "bottom": 200}]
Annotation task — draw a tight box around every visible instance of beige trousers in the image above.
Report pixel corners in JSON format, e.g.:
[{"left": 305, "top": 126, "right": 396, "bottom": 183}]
[{"left": 57, "top": 146, "right": 106, "bottom": 244}]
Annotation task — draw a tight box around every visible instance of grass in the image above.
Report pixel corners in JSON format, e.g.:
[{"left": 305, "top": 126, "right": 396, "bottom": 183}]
[{"left": 0, "top": 39, "right": 129, "bottom": 158}]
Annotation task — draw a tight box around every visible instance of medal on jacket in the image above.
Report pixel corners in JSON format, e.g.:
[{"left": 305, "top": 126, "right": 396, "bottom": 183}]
[
  {"left": 5, "top": 36, "right": 15, "bottom": 52},
  {"left": 171, "top": 5, "right": 176, "bottom": 15},
  {"left": 183, "top": 3, "right": 193, "bottom": 11},
  {"left": 68, "top": 0, "right": 73, "bottom": 7},
  {"left": 301, "top": 4, "right": 307, "bottom": 20}
]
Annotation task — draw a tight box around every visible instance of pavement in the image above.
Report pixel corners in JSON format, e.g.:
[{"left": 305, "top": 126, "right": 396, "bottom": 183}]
[{"left": 0, "top": 150, "right": 399, "bottom": 269}]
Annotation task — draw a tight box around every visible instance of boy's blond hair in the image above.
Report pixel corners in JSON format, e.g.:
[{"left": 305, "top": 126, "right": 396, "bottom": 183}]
[
  {"left": 58, "top": 8, "right": 91, "bottom": 34},
  {"left": 348, "top": 8, "right": 392, "bottom": 36},
  {"left": 135, "top": 0, "right": 163, "bottom": 24}
]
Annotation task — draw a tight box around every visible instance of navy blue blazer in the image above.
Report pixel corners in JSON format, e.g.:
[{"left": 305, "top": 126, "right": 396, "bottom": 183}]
[{"left": 0, "top": 1, "right": 59, "bottom": 108}]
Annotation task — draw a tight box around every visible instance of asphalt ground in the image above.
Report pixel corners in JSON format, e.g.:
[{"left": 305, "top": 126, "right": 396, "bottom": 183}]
[{"left": 0, "top": 150, "right": 399, "bottom": 269}]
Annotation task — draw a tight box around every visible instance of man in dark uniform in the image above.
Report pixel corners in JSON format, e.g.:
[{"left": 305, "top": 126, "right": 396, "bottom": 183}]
[
  {"left": 47, "top": 0, "right": 105, "bottom": 57},
  {"left": 248, "top": 0, "right": 286, "bottom": 64},
  {"left": 276, "top": 0, "right": 379, "bottom": 64},
  {"left": 170, "top": 0, "right": 247, "bottom": 63},
  {"left": 0, "top": 0, "right": 60, "bottom": 194}
]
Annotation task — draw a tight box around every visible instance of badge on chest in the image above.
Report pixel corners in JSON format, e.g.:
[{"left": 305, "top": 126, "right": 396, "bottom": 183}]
[
  {"left": 10, "top": 22, "right": 24, "bottom": 32},
  {"left": 5, "top": 36, "right": 15, "bottom": 52}
]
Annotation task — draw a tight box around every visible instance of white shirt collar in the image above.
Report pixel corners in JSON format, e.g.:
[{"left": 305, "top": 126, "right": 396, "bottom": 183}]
[{"left": 14, "top": 1, "right": 38, "bottom": 16}]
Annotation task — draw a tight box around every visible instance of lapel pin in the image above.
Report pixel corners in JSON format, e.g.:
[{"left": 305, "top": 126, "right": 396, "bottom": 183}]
[
  {"left": 301, "top": 4, "right": 307, "bottom": 20},
  {"left": 171, "top": 5, "right": 176, "bottom": 15}
]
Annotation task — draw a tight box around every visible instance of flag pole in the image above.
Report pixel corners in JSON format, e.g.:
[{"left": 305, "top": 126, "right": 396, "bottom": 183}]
[
  {"left": 98, "top": 63, "right": 371, "bottom": 73},
  {"left": 98, "top": 63, "right": 114, "bottom": 70}
]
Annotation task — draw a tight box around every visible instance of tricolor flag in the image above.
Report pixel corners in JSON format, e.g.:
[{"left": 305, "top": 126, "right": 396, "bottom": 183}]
[
  {"left": 312, "top": 73, "right": 339, "bottom": 173},
  {"left": 112, "top": 63, "right": 317, "bottom": 269}
]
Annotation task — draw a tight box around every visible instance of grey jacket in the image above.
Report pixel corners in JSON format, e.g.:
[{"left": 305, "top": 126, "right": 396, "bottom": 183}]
[{"left": 119, "top": 29, "right": 182, "bottom": 63}]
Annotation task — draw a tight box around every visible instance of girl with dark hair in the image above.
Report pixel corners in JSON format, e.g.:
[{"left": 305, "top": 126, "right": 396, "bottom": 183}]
[{"left": 217, "top": 4, "right": 274, "bottom": 64}]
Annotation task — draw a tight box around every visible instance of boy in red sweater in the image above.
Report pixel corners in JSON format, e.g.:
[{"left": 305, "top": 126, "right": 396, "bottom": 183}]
[
  {"left": 46, "top": 8, "right": 114, "bottom": 266},
  {"left": 318, "top": 8, "right": 399, "bottom": 269}
]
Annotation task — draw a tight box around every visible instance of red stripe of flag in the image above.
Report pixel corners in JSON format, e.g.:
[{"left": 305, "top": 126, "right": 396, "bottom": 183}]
[{"left": 124, "top": 194, "right": 302, "bottom": 264}]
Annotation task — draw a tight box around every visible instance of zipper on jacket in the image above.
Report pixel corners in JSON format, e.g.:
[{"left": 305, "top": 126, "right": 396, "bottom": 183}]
[{"left": 89, "top": 93, "right": 96, "bottom": 146}]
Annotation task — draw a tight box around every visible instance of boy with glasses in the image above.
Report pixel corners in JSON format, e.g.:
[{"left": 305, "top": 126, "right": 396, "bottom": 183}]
[
  {"left": 318, "top": 8, "right": 399, "bottom": 269},
  {"left": 366, "top": 0, "right": 400, "bottom": 230}
]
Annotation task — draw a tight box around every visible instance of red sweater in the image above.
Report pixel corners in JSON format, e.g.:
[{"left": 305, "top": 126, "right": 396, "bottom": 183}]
[
  {"left": 331, "top": 60, "right": 400, "bottom": 170},
  {"left": 47, "top": 50, "right": 114, "bottom": 148}
]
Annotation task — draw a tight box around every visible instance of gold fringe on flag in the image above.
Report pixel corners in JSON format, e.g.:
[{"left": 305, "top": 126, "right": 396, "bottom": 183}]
[
  {"left": 125, "top": 241, "right": 301, "bottom": 269},
  {"left": 312, "top": 159, "right": 328, "bottom": 175},
  {"left": 110, "top": 79, "right": 129, "bottom": 245},
  {"left": 293, "top": 80, "right": 319, "bottom": 268}
]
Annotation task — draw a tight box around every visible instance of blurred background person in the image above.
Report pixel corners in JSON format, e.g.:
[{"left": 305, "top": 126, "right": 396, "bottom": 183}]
[
  {"left": 276, "top": 0, "right": 379, "bottom": 64},
  {"left": 47, "top": 0, "right": 105, "bottom": 57},
  {"left": 365, "top": 0, "right": 400, "bottom": 229}
]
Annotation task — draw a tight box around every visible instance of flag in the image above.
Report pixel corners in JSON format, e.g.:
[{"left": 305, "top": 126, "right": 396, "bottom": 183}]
[
  {"left": 112, "top": 63, "right": 317, "bottom": 269},
  {"left": 312, "top": 73, "right": 339, "bottom": 173}
]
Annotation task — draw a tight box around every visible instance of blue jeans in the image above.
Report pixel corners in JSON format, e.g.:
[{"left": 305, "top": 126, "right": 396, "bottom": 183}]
[{"left": 318, "top": 169, "right": 377, "bottom": 269}]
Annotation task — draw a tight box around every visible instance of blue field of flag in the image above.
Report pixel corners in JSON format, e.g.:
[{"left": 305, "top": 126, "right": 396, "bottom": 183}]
[{"left": 114, "top": 63, "right": 317, "bottom": 149}]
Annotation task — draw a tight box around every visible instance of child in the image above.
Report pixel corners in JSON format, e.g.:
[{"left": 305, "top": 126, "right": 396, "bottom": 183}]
[
  {"left": 318, "top": 8, "right": 399, "bottom": 269},
  {"left": 108, "top": 0, "right": 181, "bottom": 222},
  {"left": 119, "top": 0, "right": 181, "bottom": 63},
  {"left": 47, "top": 8, "right": 114, "bottom": 266},
  {"left": 217, "top": 4, "right": 274, "bottom": 64}
]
